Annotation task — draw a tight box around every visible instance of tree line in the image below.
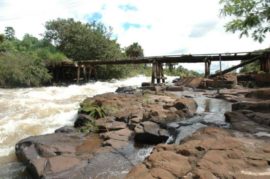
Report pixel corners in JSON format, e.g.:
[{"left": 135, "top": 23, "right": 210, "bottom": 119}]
[{"left": 0, "top": 19, "right": 145, "bottom": 88}]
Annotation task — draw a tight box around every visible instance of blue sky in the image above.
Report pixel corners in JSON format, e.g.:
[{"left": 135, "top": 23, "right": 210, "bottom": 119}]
[{"left": 0, "top": 0, "right": 269, "bottom": 72}]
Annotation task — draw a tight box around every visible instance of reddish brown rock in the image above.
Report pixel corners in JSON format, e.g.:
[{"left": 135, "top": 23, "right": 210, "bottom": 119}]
[
  {"left": 15, "top": 132, "right": 90, "bottom": 178},
  {"left": 126, "top": 127, "right": 270, "bottom": 179},
  {"left": 174, "top": 77, "right": 203, "bottom": 88},
  {"left": 101, "top": 128, "right": 133, "bottom": 148},
  {"left": 96, "top": 117, "right": 127, "bottom": 132},
  {"left": 78, "top": 92, "right": 197, "bottom": 125}
]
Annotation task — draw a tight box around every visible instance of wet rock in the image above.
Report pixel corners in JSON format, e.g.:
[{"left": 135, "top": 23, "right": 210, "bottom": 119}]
[
  {"left": 134, "top": 121, "right": 169, "bottom": 144},
  {"left": 115, "top": 86, "right": 137, "bottom": 94},
  {"left": 232, "top": 100, "right": 270, "bottom": 113},
  {"left": 74, "top": 114, "right": 94, "bottom": 128},
  {"left": 141, "top": 82, "right": 151, "bottom": 87},
  {"left": 173, "top": 97, "right": 197, "bottom": 116},
  {"left": 55, "top": 126, "right": 77, "bottom": 133},
  {"left": 225, "top": 110, "right": 270, "bottom": 134},
  {"left": 126, "top": 127, "right": 270, "bottom": 179}
]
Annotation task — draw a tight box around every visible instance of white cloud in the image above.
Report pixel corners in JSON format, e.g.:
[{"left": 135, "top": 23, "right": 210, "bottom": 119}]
[{"left": 0, "top": 0, "right": 269, "bottom": 72}]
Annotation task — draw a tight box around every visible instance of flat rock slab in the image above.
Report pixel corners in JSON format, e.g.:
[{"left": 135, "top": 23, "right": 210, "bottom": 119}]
[
  {"left": 225, "top": 110, "right": 270, "bottom": 134},
  {"left": 78, "top": 92, "right": 198, "bottom": 125},
  {"left": 126, "top": 127, "right": 270, "bottom": 179},
  {"left": 15, "top": 132, "right": 100, "bottom": 178},
  {"left": 232, "top": 100, "right": 270, "bottom": 113}
]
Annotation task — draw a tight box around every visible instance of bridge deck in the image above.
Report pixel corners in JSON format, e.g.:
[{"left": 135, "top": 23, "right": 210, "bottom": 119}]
[
  {"left": 47, "top": 50, "right": 269, "bottom": 84},
  {"left": 76, "top": 51, "right": 265, "bottom": 65}
]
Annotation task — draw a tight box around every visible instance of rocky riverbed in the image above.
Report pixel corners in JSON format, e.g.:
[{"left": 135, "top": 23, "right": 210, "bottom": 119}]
[{"left": 14, "top": 85, "right": 270, "bottom": 179}]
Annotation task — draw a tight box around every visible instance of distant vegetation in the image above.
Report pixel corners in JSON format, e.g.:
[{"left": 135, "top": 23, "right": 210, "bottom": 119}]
[
  {"left": 0, "top": 19, "right": 201, "bottom": 88},
  {"left": 0, "top": 27, "right": 66, "bottom": 87}
]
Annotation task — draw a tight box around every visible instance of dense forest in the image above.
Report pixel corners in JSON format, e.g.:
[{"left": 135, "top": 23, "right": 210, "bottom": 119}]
[{"left": 0, "top": 19, "right": 199, "bottom": 88}]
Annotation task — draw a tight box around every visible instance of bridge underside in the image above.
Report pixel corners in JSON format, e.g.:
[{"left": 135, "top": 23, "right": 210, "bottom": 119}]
[{"left": 47, "top": 50, "right": 270, "bottom": 84}]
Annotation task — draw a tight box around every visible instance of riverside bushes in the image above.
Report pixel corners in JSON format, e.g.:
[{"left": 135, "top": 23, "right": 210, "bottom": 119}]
[{"left": 0, "top": 52, "right": 51, "bottom": 87}]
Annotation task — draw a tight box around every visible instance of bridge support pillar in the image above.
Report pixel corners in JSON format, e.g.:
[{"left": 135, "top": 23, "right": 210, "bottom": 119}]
[
  {"left": 204, "top": 59, "right": 211, "bottom": 78},
  {"left": 77, "top": 65, "right": 81, "bottom": 84},
  {"left": 151, "top": 62, "right": 165, "bottom": 84},
  {"left": 82, "top": 65, "right": 87, "bottom": 82},
  {"left": 87, "top": 65, "right": 93, "bottom": 80},
  {"left": 260, "top": 53, "right": 270, "bottom": 73}
]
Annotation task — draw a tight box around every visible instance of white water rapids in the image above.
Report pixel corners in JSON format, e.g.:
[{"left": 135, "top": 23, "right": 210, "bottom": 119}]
[{"left": 0, "top": 75, "right": 176, "bottom": 166}]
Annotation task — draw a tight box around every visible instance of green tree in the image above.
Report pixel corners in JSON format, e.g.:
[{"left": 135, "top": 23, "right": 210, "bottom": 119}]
[
  {"left": 44, "top": 18, "right": 122, "bottom": 61},
  {"left": 4, "top": 26, "right": 15, "bottom": 40},
  {"left": 220, "top": 0, "right": 270, "bottom": 42},
  {"left": 125, "top": 42, "right": 144, "bottom": 58}
]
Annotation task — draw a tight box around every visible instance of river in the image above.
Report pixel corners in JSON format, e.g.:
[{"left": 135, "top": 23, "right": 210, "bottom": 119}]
[
  {"left": 0, "top": 75, "right": 232, "bottom": 178},
  {"left": 0, "top": 75, "right": 179, "bottom": 178}
]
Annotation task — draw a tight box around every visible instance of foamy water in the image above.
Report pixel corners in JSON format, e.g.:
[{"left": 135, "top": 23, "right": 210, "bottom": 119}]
[{"left": 0, "top": 75, "right": 176, "bottom": 165}]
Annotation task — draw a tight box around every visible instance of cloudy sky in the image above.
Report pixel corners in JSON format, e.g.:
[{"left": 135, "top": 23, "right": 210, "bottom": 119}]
[{"left": 0, "top": 0, "right": 269, "bottom": 72}]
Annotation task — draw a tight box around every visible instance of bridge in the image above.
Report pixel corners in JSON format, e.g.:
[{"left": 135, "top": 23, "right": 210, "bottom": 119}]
[{"left": 48, "top": 50, "right": 270, "bottom": 84}]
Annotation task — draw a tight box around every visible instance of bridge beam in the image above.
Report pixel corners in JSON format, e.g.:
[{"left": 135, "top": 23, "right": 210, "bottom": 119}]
[{"left": 210, "top": 56, "right": 261, "bottom": 78}]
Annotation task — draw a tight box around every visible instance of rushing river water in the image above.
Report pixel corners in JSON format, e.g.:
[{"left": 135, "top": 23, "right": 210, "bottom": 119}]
[
  {"left": 0, "top": 75, "right": 175, "bottom": 178},
  {"left": 0, "top": 75, "right": 232, "bottom": 178}
]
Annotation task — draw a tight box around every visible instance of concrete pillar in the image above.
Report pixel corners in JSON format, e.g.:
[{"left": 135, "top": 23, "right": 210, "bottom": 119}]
[{"left": 204, "top": 59, "right": 211, "bottom": 77}]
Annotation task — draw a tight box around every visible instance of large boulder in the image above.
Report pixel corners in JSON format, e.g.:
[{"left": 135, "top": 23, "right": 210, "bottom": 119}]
[
  {"left": 126, "top": 127, "right": 270, "bottom": 179},
  {"left": 115, "top": 86, "right": 137, "bottom": 94},
  {"left": 78, "top": 92, "right": 197, "bottom": 126},
  {"left": 15, "top": 132, "right": 98, "bottom": 178}
]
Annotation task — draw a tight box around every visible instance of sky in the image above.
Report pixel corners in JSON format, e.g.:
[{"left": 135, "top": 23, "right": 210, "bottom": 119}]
[{"left": 0, "top": 0, "right": 269, "bottom": 73}]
